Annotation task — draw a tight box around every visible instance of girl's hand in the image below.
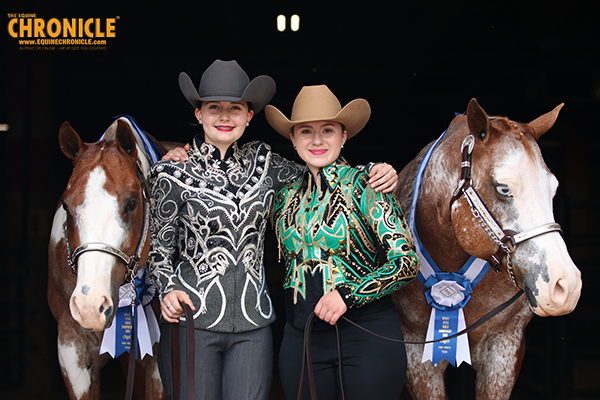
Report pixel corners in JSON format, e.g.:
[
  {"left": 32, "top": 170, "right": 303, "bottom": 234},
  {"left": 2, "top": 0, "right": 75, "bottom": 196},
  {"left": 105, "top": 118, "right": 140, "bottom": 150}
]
[
  {"left": 314, "top": 290, "right": 348, "bottom": 325},
  {"left": 162, "top": 143, "right": 191, "bottom": 161},
  {"left": 368, "top": 163, "right": 398, "bottom": 193},
  {"left": 160, "top": 290, "right": 196, "bottom": 323}
]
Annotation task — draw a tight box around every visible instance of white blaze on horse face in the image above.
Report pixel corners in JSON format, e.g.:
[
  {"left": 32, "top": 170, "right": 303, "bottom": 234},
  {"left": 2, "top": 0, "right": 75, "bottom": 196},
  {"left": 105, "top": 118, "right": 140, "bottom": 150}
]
[
  {"left": 69, "top": 167, "right": 126, "bottom": 331},
  {"left": 493, "top": 147, "right": 581, "bottom": 316}
]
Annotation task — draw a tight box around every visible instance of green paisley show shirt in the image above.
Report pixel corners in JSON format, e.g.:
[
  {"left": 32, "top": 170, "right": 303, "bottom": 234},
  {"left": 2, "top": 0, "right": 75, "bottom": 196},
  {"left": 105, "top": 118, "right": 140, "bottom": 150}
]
[{"left": 273, "top": 158, "right": 420, "bottom": 329}]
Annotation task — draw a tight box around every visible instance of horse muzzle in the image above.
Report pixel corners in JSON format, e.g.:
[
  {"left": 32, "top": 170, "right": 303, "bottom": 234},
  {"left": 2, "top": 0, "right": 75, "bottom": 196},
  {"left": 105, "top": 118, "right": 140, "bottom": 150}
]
[
  {"left": 68, "top": 255, "right": 120, "bottom": 331},
  {"left": 70, "top": 287, "right": 115, "bottom": 331},
  {"left": 526, "top": 268, "right": 582, "bottom": 317},
  {"left": 517, "top": 238, "right": 582, "bottom": 317}
]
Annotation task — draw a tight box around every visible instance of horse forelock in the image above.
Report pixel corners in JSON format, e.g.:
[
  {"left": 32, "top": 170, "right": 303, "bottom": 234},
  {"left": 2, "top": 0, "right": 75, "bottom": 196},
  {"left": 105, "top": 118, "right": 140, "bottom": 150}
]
[
  {"left": 488, "top": 117, "right": 537, "bottom": 160},
  {"left": 67, "top": 140, "right": 137, "bottom": 187},
  {"left": 64, "top": 143, "right": 107, "bottom": 191}
]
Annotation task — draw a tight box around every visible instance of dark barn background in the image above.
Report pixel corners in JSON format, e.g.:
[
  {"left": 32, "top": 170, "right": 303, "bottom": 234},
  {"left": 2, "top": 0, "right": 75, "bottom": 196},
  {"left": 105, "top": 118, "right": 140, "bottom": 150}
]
[{"left": 1, "top": 1, "right": 598, "bottom": 399}]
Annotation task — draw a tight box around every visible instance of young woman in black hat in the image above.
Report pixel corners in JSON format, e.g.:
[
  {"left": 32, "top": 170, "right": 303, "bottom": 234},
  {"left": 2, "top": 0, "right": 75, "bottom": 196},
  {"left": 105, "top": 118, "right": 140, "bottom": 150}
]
[{"left": 148, "top": 60, "right": 399, "bottom": 400}]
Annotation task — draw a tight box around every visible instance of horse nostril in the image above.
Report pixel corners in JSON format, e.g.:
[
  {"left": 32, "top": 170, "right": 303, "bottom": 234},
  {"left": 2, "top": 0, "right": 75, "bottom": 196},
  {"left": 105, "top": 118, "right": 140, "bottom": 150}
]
[
  {"left": 551, "top": 278, "right": 568, "bottom": 306},
  {"left": 70, "top": 296, "right": 81, "bottom": 322},
  {"left": 98, "top": 295, "right": 113, "bottom": 316}
]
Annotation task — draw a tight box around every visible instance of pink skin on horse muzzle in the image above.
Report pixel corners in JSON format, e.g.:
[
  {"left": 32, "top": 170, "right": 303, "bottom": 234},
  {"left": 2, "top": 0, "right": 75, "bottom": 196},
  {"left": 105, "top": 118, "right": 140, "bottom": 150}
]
[{"left": 69, "top": 254, "right": 118, "bottom": 331}]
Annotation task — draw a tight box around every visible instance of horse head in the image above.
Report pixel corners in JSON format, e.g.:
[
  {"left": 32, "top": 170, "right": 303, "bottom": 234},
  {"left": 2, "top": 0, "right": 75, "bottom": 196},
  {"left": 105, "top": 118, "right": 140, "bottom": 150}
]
[
  {"left": 445, "top": 99, "right": 581, "bottom": 317},
  {"left": 59, "top": 120, "right": 150, "bottom": 331}
]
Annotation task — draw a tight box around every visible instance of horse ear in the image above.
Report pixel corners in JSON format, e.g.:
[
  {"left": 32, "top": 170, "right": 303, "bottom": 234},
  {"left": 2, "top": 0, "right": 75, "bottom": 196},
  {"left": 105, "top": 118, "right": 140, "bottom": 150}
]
[
  {"left": 115, "top": 120, "right": 138, "bottom": 159},
  {"left": 467, "top": 98, "right": 490, "bottom": 142},
  {"left": 527, "top": 103, "right": 564, "bottom": 141},
  {"left": 59, "top": 122, "right": 86, "bottom": 160}
]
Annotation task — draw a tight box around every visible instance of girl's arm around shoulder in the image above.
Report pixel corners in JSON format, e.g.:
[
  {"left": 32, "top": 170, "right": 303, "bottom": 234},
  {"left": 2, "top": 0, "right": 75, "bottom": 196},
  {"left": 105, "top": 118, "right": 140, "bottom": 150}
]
[{"left": 337, "top": 173, "right": 420, "bottom": 307}]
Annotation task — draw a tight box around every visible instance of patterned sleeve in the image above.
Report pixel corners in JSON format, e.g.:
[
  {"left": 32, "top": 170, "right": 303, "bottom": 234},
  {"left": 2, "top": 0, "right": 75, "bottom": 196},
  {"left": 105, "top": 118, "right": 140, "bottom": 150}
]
[
  {"left": 268, "top": 150, "right": 306, "bottom": 190},
  {"left": 261, "top": 137, "right": 382, "bottom": 190},
  {"left": 336, "top": 173, "right": 420, "bottom": 308},
  {"left": 148, "top": 162, "right": 185, "bottom": 300}
]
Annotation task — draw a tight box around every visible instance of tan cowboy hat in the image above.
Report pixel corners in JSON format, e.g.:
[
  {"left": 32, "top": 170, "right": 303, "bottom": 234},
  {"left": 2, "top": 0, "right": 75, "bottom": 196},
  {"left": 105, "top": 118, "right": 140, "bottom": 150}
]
[{"left": 265, "top": 85, "right": 371, "bottom": 139}]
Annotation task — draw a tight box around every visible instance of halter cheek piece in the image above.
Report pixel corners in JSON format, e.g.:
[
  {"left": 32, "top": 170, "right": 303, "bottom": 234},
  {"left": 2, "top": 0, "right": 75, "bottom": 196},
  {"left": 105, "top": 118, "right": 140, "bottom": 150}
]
[
  {"left": 64, "top": 162, "right": 151, "bottom": 285},
  {"left": 450, "top": 135, "right": 562, "bottom": 288}
]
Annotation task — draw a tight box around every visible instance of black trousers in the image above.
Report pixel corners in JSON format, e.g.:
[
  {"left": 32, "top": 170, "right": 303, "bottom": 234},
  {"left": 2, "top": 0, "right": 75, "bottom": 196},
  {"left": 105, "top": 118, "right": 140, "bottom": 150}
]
[{"left": 278, "top": 306, "right": 407, "bottom": 400}]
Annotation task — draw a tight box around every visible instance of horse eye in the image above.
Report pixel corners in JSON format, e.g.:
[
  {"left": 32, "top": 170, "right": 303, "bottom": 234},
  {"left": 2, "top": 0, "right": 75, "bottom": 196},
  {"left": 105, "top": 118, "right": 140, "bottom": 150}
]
[
  {"left": 496, "top": 184, "right": 512, "bottom": 197},
  {"left": 124, "top": 197, "right": 138, "bottom": 213}
]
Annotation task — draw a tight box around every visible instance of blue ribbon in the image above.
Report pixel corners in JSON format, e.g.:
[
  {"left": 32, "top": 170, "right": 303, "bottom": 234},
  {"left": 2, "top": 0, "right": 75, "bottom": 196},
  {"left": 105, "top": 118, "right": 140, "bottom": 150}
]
[
  {"left": 114, "top": 305, "right": 134, "bottom": 358},
  {"left": 432, "top": 309, "right": 459, "bottom": 366},
  {"left": 409, "top": 127, "right": 489, "bottom": 367},
  {"left": 106, "top": 268, "right": 157, "bottom": 359},
  {"left": 423, "top": 272, "right": 473, "bottom": 311}
]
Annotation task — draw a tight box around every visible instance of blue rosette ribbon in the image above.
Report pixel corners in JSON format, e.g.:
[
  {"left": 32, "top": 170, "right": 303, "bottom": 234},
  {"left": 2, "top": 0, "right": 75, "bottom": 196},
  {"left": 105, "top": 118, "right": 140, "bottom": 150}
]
[
  {"left": 423, "top": 272, "right": 473, "bottom": 311},
  {"left": 99, "top": 267, "right": 160, "bottom": 359}
]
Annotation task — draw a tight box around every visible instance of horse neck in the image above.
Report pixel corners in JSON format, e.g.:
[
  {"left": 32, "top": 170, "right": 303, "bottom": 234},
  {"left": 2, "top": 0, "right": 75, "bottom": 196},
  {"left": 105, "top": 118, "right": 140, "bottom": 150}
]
[{"left": 414, "top": 132, "right": 472, "bottom": 272}]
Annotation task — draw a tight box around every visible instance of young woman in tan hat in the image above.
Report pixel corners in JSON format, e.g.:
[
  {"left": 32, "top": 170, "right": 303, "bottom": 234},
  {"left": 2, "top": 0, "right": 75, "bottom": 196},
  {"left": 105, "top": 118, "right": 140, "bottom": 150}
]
[
  {"left": 267, "top": 85, "right": 420, "bottom": 399},
  {"left": 149, "top": 61, "right": 399, "bottom": 400}
]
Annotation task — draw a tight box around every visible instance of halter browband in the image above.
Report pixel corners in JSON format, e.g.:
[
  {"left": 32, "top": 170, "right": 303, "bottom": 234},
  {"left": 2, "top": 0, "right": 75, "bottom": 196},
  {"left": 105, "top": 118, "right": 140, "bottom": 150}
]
[{"left": 450, "top": 134, "right": 562, "bottom": 287}]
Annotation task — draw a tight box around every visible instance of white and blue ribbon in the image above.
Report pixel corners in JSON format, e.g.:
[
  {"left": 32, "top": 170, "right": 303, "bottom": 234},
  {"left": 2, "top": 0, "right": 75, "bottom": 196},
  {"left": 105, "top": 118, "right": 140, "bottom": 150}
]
[
  {"left": 99, "top": 267, "right": 160, "bottom": 359},
  {"left": 409, "top": 126, "right": 489, "bottom": 367}
]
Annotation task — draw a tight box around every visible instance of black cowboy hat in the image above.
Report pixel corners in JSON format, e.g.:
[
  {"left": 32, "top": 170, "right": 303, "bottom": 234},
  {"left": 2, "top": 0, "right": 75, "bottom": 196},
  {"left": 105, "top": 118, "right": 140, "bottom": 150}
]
[{"left": 179, "top": 59, "right": 276, "bottom": 113}]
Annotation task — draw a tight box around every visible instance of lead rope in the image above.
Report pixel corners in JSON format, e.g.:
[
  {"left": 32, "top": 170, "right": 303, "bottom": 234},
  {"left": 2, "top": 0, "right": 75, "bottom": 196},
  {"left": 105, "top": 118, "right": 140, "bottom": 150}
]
[
  {"left": 170, "top": 304, "right": 195, "bottom": 400},
  {"left": 125, "top": 268, "right": 137, "bottom": 400},
  {"left": 297, "top": 289, "right": 523, "bottom": 400}
]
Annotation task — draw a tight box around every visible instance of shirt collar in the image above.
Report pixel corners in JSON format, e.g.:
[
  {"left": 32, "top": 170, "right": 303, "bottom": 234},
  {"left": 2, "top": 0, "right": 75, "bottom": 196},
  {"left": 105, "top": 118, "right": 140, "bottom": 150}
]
[
  {"left": 300, "top": 157, "right": 350, "bottom": 192},
  {"left": 192, "top": 135, "right": 239, "bottom": 162}
]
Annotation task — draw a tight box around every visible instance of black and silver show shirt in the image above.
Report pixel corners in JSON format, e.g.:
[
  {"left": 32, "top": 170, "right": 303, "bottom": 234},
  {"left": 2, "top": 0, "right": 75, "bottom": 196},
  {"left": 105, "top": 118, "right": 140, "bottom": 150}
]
[{"left": 148, "top": 137, "right": 304, "bottom": 332}]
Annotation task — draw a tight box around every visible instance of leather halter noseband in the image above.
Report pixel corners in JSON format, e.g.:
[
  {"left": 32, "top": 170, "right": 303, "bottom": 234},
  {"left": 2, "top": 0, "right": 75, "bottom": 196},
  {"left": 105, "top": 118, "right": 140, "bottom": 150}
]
[
  {"left": 450, "top": 134, "right": 562, "bottom": 287},
  {"left": 65, "top": 162, "right": 152, "bottom": 285}
]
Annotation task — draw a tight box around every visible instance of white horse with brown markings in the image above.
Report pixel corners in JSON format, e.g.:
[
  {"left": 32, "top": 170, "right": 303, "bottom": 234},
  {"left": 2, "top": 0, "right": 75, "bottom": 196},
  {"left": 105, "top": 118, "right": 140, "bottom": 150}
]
[{"left": 392, "top": 99, "right": 582, "bottom": 399}]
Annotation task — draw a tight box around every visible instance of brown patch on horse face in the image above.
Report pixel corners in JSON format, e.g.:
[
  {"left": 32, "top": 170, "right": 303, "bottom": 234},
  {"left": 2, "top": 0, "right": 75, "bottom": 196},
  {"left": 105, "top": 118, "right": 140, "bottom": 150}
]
[
  {"left": 64, "top": 137, "right": 145, "bottom": 331},
  {"left": 451, "top": 196, "right": 499, "bottom": 260},
  {"left": 450, "top": 117, "right": 529, "bottom": 261}
]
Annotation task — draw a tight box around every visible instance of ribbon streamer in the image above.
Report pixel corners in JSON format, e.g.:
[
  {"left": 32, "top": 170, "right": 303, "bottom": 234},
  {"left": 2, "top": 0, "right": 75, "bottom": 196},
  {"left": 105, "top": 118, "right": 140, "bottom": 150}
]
[
  {"left": 100, "top": 267, "right": 160, "bottom": 359},
  {"left": 409, "top": 129, "right": 489, "bottom": 367}
]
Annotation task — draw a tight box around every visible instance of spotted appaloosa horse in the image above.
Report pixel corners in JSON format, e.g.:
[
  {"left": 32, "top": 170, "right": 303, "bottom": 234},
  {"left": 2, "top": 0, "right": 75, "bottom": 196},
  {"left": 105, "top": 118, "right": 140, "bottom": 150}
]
[
  {"left": 392, "top": 99, "right": 582, "bottom": 399},
  {"left": 48, "top": 117, "right": 175, "bottom": 400}
]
